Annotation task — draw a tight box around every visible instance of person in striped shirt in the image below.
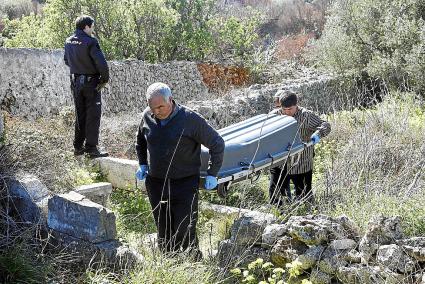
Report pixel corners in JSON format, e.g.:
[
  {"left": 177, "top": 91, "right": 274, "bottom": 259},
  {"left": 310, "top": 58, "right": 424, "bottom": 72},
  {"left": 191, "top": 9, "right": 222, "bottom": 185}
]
[{"left": 269, "top": 90, "right": 331, "bottom": 206}]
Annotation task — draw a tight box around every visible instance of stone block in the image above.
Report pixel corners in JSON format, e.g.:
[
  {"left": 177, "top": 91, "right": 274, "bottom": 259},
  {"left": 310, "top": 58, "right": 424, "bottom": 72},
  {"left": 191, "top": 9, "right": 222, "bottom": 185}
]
[
  {"left": 50, "top": 230, "right": 143, "bottom": 270},
  {"left": 376, "top": 244, "right": 415, "bottom": 273},
  {"left": 48, "top": 191, "right": 116, "bottom": 243},
  {"left": 8, "top": 173, "right": 51, "bottom": 224},
  {"left": 230, "top": 211, "right": 277, "bottom": 245},
  {"left": 95, "top": 157, "right": 141, "bottom": 189},
  {"left": 262, "top": 224, "right": 288, "bottom": 247},
  {"left": 75, "top": 182, "right": 113, "bottom": 207}
]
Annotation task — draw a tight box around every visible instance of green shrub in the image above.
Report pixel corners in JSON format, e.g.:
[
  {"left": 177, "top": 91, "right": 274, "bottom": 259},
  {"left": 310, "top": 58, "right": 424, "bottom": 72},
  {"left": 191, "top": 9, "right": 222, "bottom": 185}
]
[
  {"left": 309, "top": 0, "right": 425, "bottom": 93},
  {"left": 0, "top": 244, "right": 53, "bottom": 283},
  {"left": 3, "top": 0, "right": 264, "bottom": 64},
  {"left": 111, "top": 187, "right": 156, "bottom": 235},
  {"left": 313, "top": 92, "right": 425, "bottom": 235}
]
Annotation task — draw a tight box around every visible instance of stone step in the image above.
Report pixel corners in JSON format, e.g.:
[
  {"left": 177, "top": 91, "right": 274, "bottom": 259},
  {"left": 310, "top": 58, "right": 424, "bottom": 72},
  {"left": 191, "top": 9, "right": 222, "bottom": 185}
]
[
  {"left": 94, "top": 157, "right": 143, "bottom": 190},
  {"left": 75, "top": 182, "right": 113, "bottom": 207}
]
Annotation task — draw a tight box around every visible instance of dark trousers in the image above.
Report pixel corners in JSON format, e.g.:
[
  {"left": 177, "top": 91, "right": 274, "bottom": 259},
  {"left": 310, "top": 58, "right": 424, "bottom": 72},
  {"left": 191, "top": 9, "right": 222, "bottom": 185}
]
[
  {"left": 145, "top": 174, "right": 200, "bottom": 253},
  {"left": 269, "top": 164, "right": 313, "bottom": 206},
  {"left": 71, "top": 76, "right": 102, "bottom": 150}
]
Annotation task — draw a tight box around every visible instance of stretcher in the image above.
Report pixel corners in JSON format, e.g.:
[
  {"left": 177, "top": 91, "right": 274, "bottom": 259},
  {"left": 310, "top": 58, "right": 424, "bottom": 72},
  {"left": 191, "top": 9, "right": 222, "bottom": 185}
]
[{"left": 200, "top": 113, "right": 312, "bottom": 197}]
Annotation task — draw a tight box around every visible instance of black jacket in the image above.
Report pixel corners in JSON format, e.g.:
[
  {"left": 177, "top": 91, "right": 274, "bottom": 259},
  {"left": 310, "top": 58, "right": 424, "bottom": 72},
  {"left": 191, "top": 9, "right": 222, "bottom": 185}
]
[
  {"left": 64, "top": 30, "right": 109, "bottom": 83},
  {"left": 135, "top": 103, "right": 225, "bottom": 179}
]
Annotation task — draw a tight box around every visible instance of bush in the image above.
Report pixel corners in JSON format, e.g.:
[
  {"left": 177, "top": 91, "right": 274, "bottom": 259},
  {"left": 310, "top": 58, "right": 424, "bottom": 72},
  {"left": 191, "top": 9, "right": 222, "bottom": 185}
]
[
  {"left": 309, "top": 0, "right": 425, "bottom": 93},
  {"left": 313, "top": 92, "right": 425, "bottom": 235},
  {"left": 0, "top": 0, "right": 33, "bottom": 20},
  {"left": 3, "top": 0, "right": 264, "bottom": 64}
]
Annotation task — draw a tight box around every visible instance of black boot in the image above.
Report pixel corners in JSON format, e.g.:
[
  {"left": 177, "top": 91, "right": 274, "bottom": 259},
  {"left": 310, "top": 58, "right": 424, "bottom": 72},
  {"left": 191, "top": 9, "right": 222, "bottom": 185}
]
[
  {"left": 86, "top": 148, "right": 109, "bottom": 158},
  {"left": 74, "top": 147, "right": 85, "bottom": 156}
]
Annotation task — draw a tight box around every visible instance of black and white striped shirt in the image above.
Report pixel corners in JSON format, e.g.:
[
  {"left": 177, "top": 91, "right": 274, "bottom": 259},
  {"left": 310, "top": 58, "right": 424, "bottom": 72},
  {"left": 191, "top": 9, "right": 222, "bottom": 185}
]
[{"left": 286, "top": 107, "right": 331, "bottom": 174}]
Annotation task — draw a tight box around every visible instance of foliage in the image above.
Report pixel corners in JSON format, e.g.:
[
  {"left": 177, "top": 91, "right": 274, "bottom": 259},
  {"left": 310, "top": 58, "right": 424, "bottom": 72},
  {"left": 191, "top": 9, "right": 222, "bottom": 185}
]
[
  {"left": 3, "top": 0, "right": 264, "bottom": 64},
  {"left": 231, "top": 258, "right": 285, "bottom": 284},
  {"left": 0, "top": 245, "right": 46, "bottom": 283},
  {"left": 111, "top": 187, "right": 156, "bottom": 235},
  {"left": 309, "top": 0, "right": 425, "bottom": 93},
  {"left": 313, "top": 92, "right": 425, "bottom": 236},
  {"left": 0, "top": 0, "right": 33, "bottom": 20},
  {"left": 231, "top": 258, "right": 313, "bottom": 284},
  {"left": 200, "top": 175, "right": 269, "bottom": 209}
]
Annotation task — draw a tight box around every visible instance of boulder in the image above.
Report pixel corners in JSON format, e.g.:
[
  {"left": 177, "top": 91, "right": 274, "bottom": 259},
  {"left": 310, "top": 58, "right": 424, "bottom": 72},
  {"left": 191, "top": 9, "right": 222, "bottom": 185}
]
[
  {"left": 329, "top": 239, "right": 357, "bottom": 251},
  {"left": 262, "top": 224, "right": 288, "bottom": 247},
  {"left": 310, "top": 269, "right": 332, "bottom": 284},
  {"left": 397, "top": 237, "right": 425, "bottom": 262},
  {"left": 359, "top": 216, "right": 404, "bottom": 263},
  {"left": 230, "top": 210, "right": 277, "bottom": 245},
  {"left": 8, "top": 173, "right": 51, "bottom": 224},
  {"left": 285, "top": 215, "right": 352, "bottom": 245},
  {"left": 337, "top": 265, "right": 383, "bottom": 284},
  {"left": 270, "top": 236, "right": 308, "bottom": 267},
  {"left": 48, "top": 191, "right": 117, "bottom": 243},
  {"left": 50, "top": 230, "right": 143, "bottom": 270},
  {"left": 317, "top": 247, "right": 348, "bottom": 275},
  {"left": 376, "top": 244, "right": 415, "bottom": 273},
  {"left": 296, "top": 245, "right": 325, "bottom": 270},
  {"left": 217, "top": 239, "right": 269, "bottom": 268}
]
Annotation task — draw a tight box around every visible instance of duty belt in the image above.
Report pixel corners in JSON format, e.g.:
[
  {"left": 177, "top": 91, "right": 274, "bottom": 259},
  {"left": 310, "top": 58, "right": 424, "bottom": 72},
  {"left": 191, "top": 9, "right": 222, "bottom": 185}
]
[{"left": 70, "top": 74, "right": 98, "bottom": 83}]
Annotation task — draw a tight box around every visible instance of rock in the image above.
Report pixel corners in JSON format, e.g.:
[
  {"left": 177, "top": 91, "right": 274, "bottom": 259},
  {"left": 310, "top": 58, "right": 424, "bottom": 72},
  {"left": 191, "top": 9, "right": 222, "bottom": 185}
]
[
  {"left": 296, "top": 245, "right": 325, "bottom": 270},
  {"left": 217, "top": 239, "right": 269, "bottom": 268},
  {"left": 285, "top": 215, "right": 350, "bottom": 245},
  {"left": 310, "top": 269, "right": 332, "bottom": 284},
  {"left": 397, "top": 237, "right": 425, "bottom": 262},
  {"left": 317, "top": 247, "right": 348, "bottom": 275},
  {"left": 8, "top": 173, "right": 51, "bottom": 224},
  {"left": 50, "top": 230, "right": 143, "bottom": 270},
  {"left": 48, "top": 191, "right": 117, "bottom": 243},
  {"left": 334, "top": 215, "right": 361, "bottom": 239},
  {"left": 230, "top": 211, "right": 277, "bottom": 245},
  {"left": 337, "top": 265, "right": 383, "bottom": 284},
  {"left": 262, "top": 224, "right": 288, "bottom": 247},
  {"left": 359, "top": 216, "right": 404, "bottom": 263},
  {"left": 379, "top": 268, "right": 406, "bottom": 284},
  {"left": 95, "top": 157, "right": 141, "bottom": 189},
  {"left": 270, "top": 236, "right": 308, "bottom": 267},
  {"left": 97, "top": 241, "right": 144, "bottom": 269},
  {"left": 342, "top": 249, "right": 362, "bottom": 264},
  {"left": 330, "top": 239, "right": 357, "bottom": 251},
  {"left": 376, "top": 244, "right": 415, "bottom": 273},
  {"left": 75, "top": 182, "right": 113, "bottom": 207}
]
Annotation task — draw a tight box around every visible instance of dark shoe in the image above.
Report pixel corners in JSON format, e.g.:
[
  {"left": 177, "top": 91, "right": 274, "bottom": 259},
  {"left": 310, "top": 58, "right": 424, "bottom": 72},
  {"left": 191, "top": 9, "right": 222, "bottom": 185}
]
[
  {"left": 86, "top": 149, "right": 109, "bottom": 158},
  {"left": 74, "top": 147, "right": 85, "bottom": 156}
]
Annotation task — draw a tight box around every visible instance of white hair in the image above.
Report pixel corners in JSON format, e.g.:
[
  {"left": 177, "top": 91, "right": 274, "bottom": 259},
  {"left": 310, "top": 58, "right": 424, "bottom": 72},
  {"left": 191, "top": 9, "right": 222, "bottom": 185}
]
[{"left": 146, "top": 82, "right": 172, "bottom": 101}]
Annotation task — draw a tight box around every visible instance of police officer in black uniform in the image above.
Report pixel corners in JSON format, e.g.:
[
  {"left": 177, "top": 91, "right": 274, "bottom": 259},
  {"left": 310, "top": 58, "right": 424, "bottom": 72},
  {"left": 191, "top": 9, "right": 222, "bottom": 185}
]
[{"left": 64, "top": 15, "right": 109, "bottom": 158}]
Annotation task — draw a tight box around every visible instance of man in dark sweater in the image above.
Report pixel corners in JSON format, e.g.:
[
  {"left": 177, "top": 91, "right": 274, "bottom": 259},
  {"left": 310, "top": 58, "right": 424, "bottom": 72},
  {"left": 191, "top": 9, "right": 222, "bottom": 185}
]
[{"left": 135, "top": 82, "right": 225, "bottom": 256}]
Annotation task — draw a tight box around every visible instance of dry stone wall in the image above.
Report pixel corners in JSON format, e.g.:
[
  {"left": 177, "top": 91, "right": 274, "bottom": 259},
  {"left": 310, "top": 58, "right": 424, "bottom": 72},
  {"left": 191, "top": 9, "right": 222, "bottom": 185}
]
[
  {"left": 0, "top": 48, "right": 208, "bottom": 118},
  {"left": 218, "top": 214, "right": 425, "bottom": 284}
]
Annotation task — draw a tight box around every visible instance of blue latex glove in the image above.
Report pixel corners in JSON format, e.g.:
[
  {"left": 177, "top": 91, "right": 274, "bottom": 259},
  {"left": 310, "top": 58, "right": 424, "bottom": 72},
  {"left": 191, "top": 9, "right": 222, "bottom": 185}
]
[
  {"left": 204, "top": 175, "right": 218, "bottom": 190},
  {"left": 311, "top": 133, "right": 320, "bottom": 145},
  {"left": 136, "top": 165, "right": 148, "bottom": 180}
]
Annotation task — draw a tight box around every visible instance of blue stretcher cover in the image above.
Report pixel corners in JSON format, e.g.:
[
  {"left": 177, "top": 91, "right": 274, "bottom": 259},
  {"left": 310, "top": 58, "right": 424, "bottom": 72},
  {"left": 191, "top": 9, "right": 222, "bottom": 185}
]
[{"left": 200, "top": 113, "right": 305, "bottom": 187}]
